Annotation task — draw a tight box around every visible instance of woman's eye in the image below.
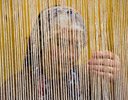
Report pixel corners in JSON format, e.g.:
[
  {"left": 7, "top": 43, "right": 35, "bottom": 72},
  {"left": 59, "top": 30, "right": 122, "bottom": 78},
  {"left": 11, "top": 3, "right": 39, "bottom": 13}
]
[
  {"left": 61, "top": 41, "right": 68, "bottom": 47},
  {"left": 74, "top": 42, "right": 79, "bottom": 48},
  {"left": 74, "top": 41, "right": 84, "bottom": 49},
  {"left": 74, "top": 44, "right": 79, "bottom": 48},
  {"left": 57, "top": 40, "right": 69, "bottom": 47}
]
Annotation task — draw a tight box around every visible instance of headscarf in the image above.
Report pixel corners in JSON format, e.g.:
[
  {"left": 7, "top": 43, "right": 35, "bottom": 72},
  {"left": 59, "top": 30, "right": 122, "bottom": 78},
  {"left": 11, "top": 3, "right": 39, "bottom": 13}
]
[{"left": 24, "top": 5, "right": 87, "bottom": 69}]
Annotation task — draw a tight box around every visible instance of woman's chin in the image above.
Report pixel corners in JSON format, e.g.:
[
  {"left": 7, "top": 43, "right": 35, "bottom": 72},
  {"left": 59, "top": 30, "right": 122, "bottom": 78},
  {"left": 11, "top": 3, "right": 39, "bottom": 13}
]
[{"left": 59, "top": 66, "right": 71, "bottom": 74}]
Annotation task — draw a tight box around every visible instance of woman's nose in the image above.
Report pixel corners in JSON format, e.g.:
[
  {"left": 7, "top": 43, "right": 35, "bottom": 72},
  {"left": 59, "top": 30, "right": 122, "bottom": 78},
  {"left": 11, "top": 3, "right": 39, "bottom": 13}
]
[
  {"left": 60, "top": 46, "right": 78, "bottom": 60},
  {"left": 69, "top": 49, "right": 75, "bottom": 60}
]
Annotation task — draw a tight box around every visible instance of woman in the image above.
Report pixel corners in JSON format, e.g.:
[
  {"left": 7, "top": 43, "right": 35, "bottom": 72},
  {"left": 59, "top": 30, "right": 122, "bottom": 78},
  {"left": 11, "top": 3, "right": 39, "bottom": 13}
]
[{"left": 24, "top": 5, "right": 121, "bottom": 100}]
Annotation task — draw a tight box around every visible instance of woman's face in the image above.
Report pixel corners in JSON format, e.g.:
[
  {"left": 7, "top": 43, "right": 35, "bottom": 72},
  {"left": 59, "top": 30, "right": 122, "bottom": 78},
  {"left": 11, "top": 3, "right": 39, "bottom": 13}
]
[{"left": 42, "top": 27, "right": 86, "bottom": 76}]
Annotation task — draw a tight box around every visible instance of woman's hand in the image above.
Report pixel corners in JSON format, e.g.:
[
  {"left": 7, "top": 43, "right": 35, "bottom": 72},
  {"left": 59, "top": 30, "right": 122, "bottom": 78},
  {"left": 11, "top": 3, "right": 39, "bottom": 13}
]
[{"left": 88, "top": 51, "right": 121, "bottom": 81}]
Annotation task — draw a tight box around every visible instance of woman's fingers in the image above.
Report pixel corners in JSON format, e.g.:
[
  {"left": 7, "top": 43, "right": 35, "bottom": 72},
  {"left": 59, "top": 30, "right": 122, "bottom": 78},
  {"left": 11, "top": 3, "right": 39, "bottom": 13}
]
[
  {"left": 88, "top": 65, "right": 119, "bottom": 74},
  {"left": 88, "top": 59, "right": 120, "bottom": 67},
  {"left": 92, "top": 51, "right": 119, "bottom": 60},
  {"left": 92, "top": 70, "right": 114, "bottom": 79},
  {"left": 88, "top": 51, "right": 121, "bottom": 80}
]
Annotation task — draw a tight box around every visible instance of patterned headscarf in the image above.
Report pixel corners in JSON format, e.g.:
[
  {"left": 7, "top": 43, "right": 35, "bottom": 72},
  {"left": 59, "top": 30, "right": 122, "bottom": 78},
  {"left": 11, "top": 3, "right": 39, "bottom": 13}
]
[{"left": 24, "top": 5, "right": 87, "bottom": 68}]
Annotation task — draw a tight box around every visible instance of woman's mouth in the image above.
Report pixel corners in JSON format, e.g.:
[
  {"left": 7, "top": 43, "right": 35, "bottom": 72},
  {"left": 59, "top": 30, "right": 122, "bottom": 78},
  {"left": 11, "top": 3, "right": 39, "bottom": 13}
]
[{"left": 61, "top": 63, "right": 75, "bottom": 69}]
